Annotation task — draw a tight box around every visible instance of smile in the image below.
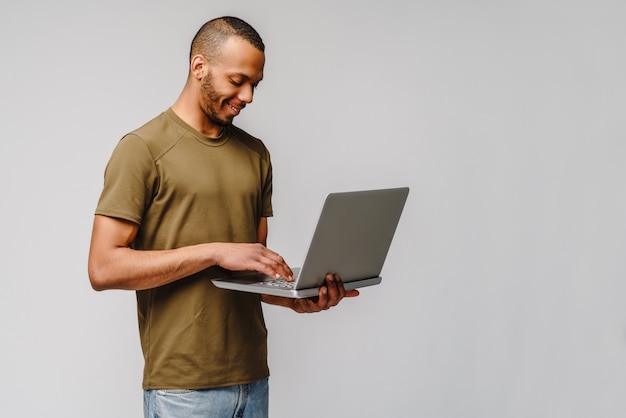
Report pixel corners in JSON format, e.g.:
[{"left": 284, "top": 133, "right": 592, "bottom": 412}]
[{"left": 227, "top": 101, "right": 243, "bottom": 115}]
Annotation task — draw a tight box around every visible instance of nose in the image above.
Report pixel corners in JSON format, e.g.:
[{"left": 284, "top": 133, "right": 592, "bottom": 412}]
[{"left": 238, "top": 84, "right": 254, "bottom": 104}]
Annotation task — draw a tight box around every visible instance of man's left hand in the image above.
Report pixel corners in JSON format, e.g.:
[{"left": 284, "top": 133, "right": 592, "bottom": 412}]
[{"left": 261, "top": 273, "right": 359, "bottom": 313}]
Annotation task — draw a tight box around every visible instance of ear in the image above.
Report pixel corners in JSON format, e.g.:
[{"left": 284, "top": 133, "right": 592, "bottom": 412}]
[{"left": 190, "top": 54, "right": 208, "bottom": 80}]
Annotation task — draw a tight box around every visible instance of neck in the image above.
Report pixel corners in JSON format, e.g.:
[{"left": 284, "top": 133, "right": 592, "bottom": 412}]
[{"left": 171, "top": 87, "right": 223, "bottom": 138}]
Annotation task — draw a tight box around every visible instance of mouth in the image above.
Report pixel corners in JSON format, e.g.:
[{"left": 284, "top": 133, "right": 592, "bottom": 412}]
[{"left": 226, "top": 101, "right": 244, "bottom": 116}]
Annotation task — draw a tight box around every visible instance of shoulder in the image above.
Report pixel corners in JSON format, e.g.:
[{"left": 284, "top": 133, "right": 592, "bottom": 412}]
[
  {"left": 228, "top": 125, "right": 271, "bottom": 161},
  {"left": 125, "top": 111, "right": 187, "bottom": 160}
]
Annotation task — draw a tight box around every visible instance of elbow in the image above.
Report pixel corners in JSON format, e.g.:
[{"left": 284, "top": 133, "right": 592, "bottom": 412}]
[
  {"left": 90, "top": 280, "right": 107, "bottom": 292},
  {"left": 88, "top": 262, "right": 112, "bottom": 291},
  {"left": 88, "top": 270, "right": 106, "bottom": 292}
]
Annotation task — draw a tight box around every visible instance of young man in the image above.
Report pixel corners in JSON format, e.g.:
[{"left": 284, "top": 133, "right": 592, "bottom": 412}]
[{"left": 88, "top": 16, "right": 358, "bottom": 418}]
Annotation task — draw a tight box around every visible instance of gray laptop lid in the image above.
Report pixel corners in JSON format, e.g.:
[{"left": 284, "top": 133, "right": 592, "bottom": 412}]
[
  {"left": 294, "top": 187, "right": 409, "bottom": 289},
  {"left": 211, "top": 187, "right": 409, "bottom": 298}
]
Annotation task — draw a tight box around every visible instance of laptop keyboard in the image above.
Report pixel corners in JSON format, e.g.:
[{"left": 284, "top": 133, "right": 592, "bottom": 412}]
[{"left": 257, "top": 278, "right": 296, "bottom": 289}]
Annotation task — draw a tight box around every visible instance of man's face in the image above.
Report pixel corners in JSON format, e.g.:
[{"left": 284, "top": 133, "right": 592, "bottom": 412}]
[{"left": 199, "top": 36, "right": 265, "bottom": 128}]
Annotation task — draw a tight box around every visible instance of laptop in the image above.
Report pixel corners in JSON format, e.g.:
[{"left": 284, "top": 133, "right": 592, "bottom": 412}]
[{"left": 211, "top": 187, "right": 409, "bottom": 298}]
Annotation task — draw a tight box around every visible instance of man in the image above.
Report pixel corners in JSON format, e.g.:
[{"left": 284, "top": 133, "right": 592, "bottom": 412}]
[{"left": 88, "top": 16, "right": 358, "bottom": 418}]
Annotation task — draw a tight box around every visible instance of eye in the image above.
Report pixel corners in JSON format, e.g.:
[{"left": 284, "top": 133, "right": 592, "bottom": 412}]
[{"left": 230, "top": 79, "right": 243, "bottom": 87}]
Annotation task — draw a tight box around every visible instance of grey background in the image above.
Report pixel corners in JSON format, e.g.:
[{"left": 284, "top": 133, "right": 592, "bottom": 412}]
[{"left": 1, "top": 0, "right": 625, "bottom": 417}]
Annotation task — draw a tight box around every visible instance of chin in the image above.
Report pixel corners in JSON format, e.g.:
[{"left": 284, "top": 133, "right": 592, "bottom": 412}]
[
  {"left": 212, "top": 117, "right": 233, "bottom": 127},
  {"left": 203, "top": 109, "right": 233, "bottom": 128}
]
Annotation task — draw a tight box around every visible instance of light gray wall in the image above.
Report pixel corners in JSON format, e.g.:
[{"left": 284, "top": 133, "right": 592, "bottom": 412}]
[{"left": 1, "top": 1, "right": 625, "bottom": 417}]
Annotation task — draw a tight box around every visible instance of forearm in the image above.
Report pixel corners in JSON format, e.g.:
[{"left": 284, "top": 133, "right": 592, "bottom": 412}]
[
  {"left": 88, "top": 215, "right": 292, "bottom": 292},
  {"left": 261, "top": 294, "right": 296, "bottom": 309},
  {"left": 88, "top": 242, "right": 218, "bottom": 291}
]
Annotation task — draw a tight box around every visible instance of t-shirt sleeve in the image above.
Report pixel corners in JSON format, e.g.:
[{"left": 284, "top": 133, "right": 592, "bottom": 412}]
[
  {"left": 261, "top": 148, "right": 273, "bottom": 218},
  {"left": 95, "top": 134, "right": 158, "bottom": 225}
]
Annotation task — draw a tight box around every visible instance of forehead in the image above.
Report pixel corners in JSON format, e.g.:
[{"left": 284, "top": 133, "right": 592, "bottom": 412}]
[{"left": 213, "top": 36, "right": 265, "bottom": 80}]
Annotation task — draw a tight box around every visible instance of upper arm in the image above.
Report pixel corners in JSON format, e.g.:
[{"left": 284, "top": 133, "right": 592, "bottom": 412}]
[
  {"left": 97, "top": 135, "right": 158, "bottom": 226},
  {"left": 88, "top": 215, "right": 139, "bottom": 288},
  {"left": 257, "top": 217, "right": 268, "bottom": 246}
]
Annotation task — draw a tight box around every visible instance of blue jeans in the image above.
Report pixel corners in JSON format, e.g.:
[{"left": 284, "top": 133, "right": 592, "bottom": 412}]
[{"left": 143, "top": 378, "right": 269, "bottom": 418}]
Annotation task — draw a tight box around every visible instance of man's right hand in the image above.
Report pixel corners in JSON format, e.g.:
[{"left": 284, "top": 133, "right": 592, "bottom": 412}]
[{"left": 210, "top": 242, "right": 294, "bottom": 282}]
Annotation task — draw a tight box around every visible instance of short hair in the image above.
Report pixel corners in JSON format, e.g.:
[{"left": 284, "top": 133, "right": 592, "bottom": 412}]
[{"left": 190, "top": 16, "right": 265, "bottom": 63}]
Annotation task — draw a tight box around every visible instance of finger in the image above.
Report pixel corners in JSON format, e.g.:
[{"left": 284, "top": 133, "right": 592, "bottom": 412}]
[
  {"left": 253, "top": 257, "right": 283, "bottom": 280},
  {"left": 261, "top": 250, "right": 294, "bottom": 281},
  {"left": 276, "top": 261, "right": 294, "bottom": 281},
  {"left": 293, "top": 291, "right": 324, "bottom": 313},
  {"left": 315, "top": 285, "right": 330, "bottom": 310},
  {"left": 296, "top": 297, "right": 316, "bottom": 314},
  {"left": 251, "top": 258, "right": 282, "bottom": 280},
  {"left": 325, "top": 274, "right": 345, "bottom": 307}
]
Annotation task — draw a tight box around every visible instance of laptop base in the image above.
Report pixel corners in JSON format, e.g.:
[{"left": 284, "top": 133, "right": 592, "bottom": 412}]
[{"left": 212, "top": 274, "right": 382, "bottom": 298}]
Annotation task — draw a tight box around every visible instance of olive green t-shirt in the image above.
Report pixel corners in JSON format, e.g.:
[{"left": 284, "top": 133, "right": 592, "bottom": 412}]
[{"left": 95, "top": 108, "right": 273, "bottom": 389}]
